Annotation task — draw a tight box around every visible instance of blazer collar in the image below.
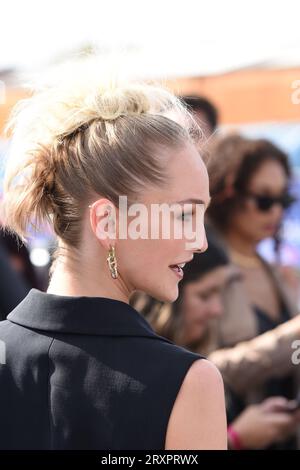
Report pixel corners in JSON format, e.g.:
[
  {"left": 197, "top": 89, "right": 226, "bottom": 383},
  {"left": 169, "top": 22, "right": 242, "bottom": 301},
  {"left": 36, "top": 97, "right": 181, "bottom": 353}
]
[{"left": 7, "top": 288, "right": 173, "bottom": 343}]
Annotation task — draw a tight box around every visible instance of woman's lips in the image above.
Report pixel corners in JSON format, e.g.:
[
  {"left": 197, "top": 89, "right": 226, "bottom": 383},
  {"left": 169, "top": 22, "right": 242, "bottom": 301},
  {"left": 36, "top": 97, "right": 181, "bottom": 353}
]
[
  {"left": 263, "top": 223, "right": 279, "bottom": 232},
  {"left": 169, "top": 263, "right": 185, "bottom": 279}
]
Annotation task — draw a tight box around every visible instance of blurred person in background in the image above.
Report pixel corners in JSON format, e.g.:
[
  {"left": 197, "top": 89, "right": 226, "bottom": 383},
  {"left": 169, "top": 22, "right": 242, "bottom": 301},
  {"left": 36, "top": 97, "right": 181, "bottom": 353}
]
[
  {"left": 206, "top": 135, "right": 300, "bottom": 448},
  {"left": 0, "top": 229, "right": 39, "bottom": 289},
  {"left": 131, "top": 231, "right": 300, "bottom": 449},
  {"left": 181, "top": 95, "right": 219, "bottom": 140},
  {"left": 0, "top": 241, "right": 29, "bottom": 320}
]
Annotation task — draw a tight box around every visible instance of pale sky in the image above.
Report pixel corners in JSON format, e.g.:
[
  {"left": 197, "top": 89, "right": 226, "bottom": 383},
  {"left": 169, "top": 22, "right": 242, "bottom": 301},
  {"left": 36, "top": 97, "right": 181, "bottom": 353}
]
[{"left": 1, "top": 0, "right": 300, "bottom": 77}]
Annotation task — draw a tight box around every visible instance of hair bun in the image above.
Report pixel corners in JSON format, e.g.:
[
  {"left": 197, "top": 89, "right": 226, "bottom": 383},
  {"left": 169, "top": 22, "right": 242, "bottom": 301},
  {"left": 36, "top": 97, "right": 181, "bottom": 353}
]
[{"left": 2, "top": 58, "right": 199, "bottom": 243}]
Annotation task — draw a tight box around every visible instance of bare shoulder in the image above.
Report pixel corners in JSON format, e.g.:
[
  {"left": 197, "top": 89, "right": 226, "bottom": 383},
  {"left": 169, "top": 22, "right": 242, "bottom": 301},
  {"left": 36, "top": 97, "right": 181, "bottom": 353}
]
[
  {"left": 183, "top": 357, "right": 224, "bottom": 389},
  {"left": 164, "top": 359, "right": 227, "bottom": 450}
]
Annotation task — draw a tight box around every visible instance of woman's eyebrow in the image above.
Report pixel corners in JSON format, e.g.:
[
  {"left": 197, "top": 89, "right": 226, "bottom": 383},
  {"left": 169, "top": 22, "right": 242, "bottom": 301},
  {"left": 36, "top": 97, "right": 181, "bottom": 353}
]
[{"left": 175, "top": 197, "right": 212, "bottom": 208}]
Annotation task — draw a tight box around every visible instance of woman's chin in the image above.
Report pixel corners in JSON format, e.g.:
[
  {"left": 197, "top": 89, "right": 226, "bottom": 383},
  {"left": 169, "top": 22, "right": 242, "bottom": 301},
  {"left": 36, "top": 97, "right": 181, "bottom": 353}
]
[
  {"left": 153, "top": 287, "right": 179, "bottom": 303},
  {"left": 140, "top": 277, "right": 179, "bottom": 302}
]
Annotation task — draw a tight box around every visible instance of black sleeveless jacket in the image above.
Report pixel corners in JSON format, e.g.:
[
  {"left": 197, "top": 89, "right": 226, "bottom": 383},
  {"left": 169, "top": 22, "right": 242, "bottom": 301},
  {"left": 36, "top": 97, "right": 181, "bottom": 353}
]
[{"left": 0, "top": 289, "right": 204, "bottom": 450}]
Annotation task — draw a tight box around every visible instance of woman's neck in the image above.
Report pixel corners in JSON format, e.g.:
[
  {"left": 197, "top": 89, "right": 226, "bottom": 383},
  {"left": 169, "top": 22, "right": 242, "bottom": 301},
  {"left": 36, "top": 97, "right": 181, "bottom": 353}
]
[
  {"left": 224, "top": 230, "right": 257, "bottom": 257},
  {"left": 47, "top": 248, "right": 131, "bottom": 304}
]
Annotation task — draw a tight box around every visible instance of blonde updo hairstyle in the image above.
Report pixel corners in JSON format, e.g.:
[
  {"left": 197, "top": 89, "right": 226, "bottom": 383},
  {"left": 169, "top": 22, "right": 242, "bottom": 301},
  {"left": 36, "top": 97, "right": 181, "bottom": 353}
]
[{"left": 2, "top": 60, "right": 202, "bottom": 263}]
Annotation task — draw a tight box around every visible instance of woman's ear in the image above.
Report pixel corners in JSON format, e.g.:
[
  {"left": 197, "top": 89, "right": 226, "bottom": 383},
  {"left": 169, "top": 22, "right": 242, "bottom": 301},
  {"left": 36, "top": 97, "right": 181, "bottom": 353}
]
[{"left": 89, "top": 198, "right": 117, "bottom": 250}]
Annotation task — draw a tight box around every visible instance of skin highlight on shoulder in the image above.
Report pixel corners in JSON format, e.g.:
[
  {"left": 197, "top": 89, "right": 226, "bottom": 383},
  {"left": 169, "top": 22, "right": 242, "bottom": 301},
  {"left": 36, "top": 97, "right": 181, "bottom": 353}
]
[{"left": 164, "top": 359, "right": 227, "bottom": 450}]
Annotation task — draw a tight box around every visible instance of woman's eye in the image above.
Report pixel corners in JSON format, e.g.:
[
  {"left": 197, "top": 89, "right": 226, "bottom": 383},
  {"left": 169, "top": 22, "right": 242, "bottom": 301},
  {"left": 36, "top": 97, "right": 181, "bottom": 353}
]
[
  {"left": 197, "top": 293, "right": 209, "bottom": 301},
  {"left": 179, "top": 212, "right": 193, "bottom": 221}
]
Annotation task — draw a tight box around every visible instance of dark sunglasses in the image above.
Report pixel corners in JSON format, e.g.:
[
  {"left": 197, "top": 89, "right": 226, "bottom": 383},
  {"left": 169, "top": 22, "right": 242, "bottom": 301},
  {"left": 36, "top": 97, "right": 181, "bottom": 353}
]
[{"left": 243, "top": 192, "right": 297, "bottom": 212}]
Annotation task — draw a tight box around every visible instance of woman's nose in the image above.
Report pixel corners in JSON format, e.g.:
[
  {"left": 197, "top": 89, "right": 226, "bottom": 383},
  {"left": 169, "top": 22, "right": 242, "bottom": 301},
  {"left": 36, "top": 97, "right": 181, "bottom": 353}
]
[
  {"left": 193, "top": 234, "right": 208, "bottom": 253},
  {"left": 270, "top": 203, "right": 283, "bottom": 219},
  {"left": 212, "top": 299, "right": 224, "bottom": 318}
]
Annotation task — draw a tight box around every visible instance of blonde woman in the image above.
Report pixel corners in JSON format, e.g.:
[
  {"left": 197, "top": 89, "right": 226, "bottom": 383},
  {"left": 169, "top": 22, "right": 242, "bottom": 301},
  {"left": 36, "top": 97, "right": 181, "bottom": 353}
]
[{"left": 0, "top": 63, "right": 226, "bottom": 450}]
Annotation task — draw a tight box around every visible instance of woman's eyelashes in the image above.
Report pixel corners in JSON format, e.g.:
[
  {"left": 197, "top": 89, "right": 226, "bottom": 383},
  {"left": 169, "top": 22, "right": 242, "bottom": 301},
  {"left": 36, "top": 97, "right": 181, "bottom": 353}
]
[
  {"left": 197, "top": 292, "right": 210, "bottom": 301},
  {"left": 178, "top": 211, "right": 193, "bottom": 222}
]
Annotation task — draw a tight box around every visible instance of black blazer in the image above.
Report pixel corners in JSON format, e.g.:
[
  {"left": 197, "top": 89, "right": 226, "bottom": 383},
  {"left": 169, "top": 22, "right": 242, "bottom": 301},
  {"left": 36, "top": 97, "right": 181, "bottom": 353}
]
[{"left": 0, "top": 288, "right": 204, "bottom": 450}]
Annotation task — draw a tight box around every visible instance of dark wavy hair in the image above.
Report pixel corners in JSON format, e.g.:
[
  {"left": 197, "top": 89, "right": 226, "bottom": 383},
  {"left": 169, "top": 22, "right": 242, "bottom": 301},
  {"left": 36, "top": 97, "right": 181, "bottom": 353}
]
[{"left": 206, "top": 134, "right": 291, "bottom": 232}]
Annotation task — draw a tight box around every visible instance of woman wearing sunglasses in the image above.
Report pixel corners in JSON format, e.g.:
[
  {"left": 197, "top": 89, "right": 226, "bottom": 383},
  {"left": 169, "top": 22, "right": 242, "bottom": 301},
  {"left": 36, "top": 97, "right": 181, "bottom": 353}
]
[{"left": 206, "top": 135, "right": 300, "bottom": 449}]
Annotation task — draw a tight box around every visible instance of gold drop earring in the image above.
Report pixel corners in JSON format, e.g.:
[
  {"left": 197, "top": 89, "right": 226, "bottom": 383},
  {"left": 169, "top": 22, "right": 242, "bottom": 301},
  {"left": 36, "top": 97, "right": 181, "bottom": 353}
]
[{"left": 107, "top": 245, "right": 118, "bottom": 279}]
